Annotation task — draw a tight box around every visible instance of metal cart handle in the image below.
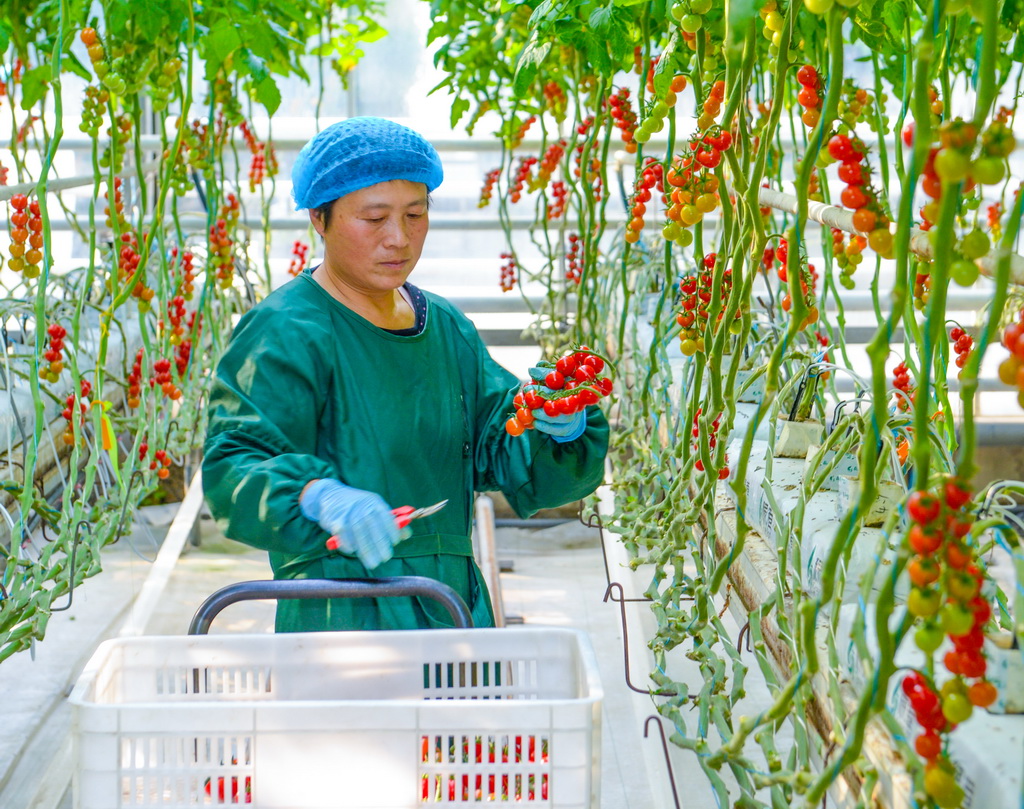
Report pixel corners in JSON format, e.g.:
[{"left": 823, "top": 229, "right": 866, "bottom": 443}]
[{"left": 187, "top": 576, "right": 474, "bottom": 634}]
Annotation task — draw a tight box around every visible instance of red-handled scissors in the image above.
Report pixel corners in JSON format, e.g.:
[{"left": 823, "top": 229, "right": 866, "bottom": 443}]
[
  {"left": 325, "top": 499, "right": 449, "bottom": 550},
  {"left": 391, "top": 498, "right": 449, "bottom": 529}
]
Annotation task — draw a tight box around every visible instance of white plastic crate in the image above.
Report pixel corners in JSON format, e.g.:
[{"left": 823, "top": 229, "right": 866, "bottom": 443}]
[{"left": 69, "top": 628, "right": 602, "bottom": 809}]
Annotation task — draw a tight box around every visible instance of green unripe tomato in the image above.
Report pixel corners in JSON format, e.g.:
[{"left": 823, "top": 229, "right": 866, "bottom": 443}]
[
  {"left": 908, "top": 587, "right": 942, "bottom": 618},
  {"left": 835, "top": 0, "right": 859, "bottom": 6},
  {"left": 671, "top": 3, "right": 686, "bottom": 20},
  {"left": 960, "top": 229, "right": 991, "bottom": 260},
  {"left": 662, "top": 222, "right": 681, "bottom": 241},
  {"left": 691, "top": 0, "right": 712, "bottom": 12},
  {"left": 971, "top": 155, "right": 1006, "bottom": 185},
  {"left": 924, "top": 765, "right": 965, "bottom": 808},
  {"left": 675, "top": 228, "right": 693, "bottom": 248},
  {"left": 652, "top": 101, "right": 669, "bottom": 119},
  {"left": 804, "top": 0, "right": 835, "bottom": 12},
  {"left": 941, "top": 692, "right": 973, "bottom": 724},
  {"left": 934, "top": 148, "right": 970, "bottom": 183},
  {"left": 940, "top": 602, "right": 974, "bottom": 636},
  {"left": 967, "top": 0, "right": 986, "bottom": 21},
  {"left": 681, "top": 14, "right": 703, "bottom": 33},
  {"left": 914, "top": 621, "right": 945, "bottom": 653},
  {"left": 950, "top": 259, "right": 980, "bottom": 287}
]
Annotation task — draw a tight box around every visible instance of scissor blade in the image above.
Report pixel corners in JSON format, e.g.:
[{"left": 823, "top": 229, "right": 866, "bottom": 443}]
[{"left": 408, "top": 499, "right": 449, "bottom": 521}]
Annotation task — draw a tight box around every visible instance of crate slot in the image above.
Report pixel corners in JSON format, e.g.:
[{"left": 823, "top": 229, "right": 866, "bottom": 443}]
[
  {"left": 118, "top": 735, "right": 254, "bottom": 806},
  {"left": 419, "top": 733, "right": 550, "bottom": 803},
  {"left": 155, "top": 665, "right": 272, "bottom": 698}
]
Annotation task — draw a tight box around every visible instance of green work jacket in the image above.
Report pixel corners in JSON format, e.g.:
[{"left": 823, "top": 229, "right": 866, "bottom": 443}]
[{"left": 202, "top": 272, "right": 609, "bottom": 632}]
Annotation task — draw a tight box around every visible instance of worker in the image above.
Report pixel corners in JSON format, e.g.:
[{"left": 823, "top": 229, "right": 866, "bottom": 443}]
[{"left": 202, "top": 117, "right": 609, "bottom": 632}]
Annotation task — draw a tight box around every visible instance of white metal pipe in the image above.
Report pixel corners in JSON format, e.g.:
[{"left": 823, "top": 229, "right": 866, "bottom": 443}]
[{"left": 757, "top": 186, "right": 1024, "bottom": 285}]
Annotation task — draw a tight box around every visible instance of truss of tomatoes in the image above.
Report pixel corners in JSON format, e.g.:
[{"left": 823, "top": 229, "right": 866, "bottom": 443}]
[{"left": 504, "top": 348, "right": 614, "bottom": 436}]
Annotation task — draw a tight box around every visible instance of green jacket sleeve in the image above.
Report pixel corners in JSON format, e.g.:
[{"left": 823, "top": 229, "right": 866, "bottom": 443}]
[
  {"left": 202, "top": 303, "right": 335, "bottom": 555},
  {"left": 443, "top": 303, "right": 609, "bottom": 518}
]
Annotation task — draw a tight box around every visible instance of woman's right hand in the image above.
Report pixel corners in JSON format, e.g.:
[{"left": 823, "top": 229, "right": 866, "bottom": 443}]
[{"left": 300, "top": 479, "right": 400, "bottom": 569}]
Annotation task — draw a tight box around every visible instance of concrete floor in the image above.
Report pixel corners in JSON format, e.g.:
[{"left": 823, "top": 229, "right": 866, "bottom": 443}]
[{"left": 0, "top": 508, "right": 663, "bottom": 809}]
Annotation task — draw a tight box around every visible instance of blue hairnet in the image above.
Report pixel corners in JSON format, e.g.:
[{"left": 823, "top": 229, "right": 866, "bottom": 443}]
[{"left": 291, "top": 117, "right": 444, "bottom": 211}]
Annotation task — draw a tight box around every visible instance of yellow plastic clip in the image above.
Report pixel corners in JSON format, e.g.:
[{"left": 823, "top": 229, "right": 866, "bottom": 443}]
[{"left": 91, "top": 400, "right": 121, "bottom": 484}]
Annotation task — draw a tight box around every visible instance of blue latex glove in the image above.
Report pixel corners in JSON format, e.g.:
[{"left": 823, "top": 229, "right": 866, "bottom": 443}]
[
  {"left": 523, "top": 377, "right": 588, "bottom": 443},
  {"left": 300, "top": 479, "right": 400, "bottom": 570}
]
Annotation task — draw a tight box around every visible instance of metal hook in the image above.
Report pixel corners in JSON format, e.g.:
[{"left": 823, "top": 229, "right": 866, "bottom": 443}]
[
  {"left": 736, "top": 619, "right": 754, "bottom": 655},
  {"left": 603, "top": 583, "right": 685, "bottom": 697},
  {"left": 643, "top": 715, "right": 682, "bottom": 809},
  {"left": 51, "top": 520, "right": 90, "bottom": 612},
  {"left": 577, "top": 499, "right": 604, "bottom": 530}
]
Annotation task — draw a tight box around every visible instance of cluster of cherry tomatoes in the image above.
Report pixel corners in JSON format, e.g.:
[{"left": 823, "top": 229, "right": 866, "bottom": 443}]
[
  {"left": 477, "top": 168, "right": 500, "bottom": 208},
  {"left": 174, "top": 312, "right": 200, "bottom": 380},
  {"left": 286, "top": 240, "right": 310, "bottom": 277},
  {"left": 79, "top": 84, "right": 109, "bottom": 137},
  {"left": 625, "top": 159, "right": 664, "bottom": 244},
  {"left": 542, "top": 80, "right": 566, "bottom": 119},
  {"left": 697, "top": 79, "right": 725, "bottom": 132},
  {"left": 547, "top": 180, "right": 567, "bottom": 220},
  {"left": 509, "top": 156, "right": 538, "bottom": 203},
  {"left": 565, "top": 234, "right": 582, "bottom": 285},
  {"left": 127, "top": 347, "right": 145, "bottom": 409},
  {"left": 103, "top": 176, "right": 126, "bottom": 231},
  {"left": 504, "top": 348, "right": 613, "bottom": 436},
  {"left": 795, "top": 65, "right": 823, "bottom": 128},
  {"left": 661, "top": 154, "right": 721, "bottom": 247},
  {"left": 773, "top": 239, "right": 821, "bottom": 330},
  {"left": 169, "top": 247, "right": 196, "bottom": 301},
  {"left": 997, "top": 310, "right": 1024, "bottom": 407},
  {"left": 164, "top": 294, "right": 188, "bottom": 346},
  {"left": 530, "top": 140, "right": 566, "bottom": 193},
  {"left": 60, "top": 379, "right": 92, "bottom": 446},
  {"left": 509, "top": 115, "right": 537, "bottom": 150},
  {"left": 677, "top": 253, "right": 738, "bottom": 356},
  {"left": 892, "top": 361, "right": 914, "bottom": 411},
  {"left": 903, "top": 480, "right": 996, "bottom": 806},
  {"left": 211, "top": 194, "right": 240, "bottom": 289},
  {"left": 633, "top": 74, "right": 687, "bottom": 146},
  {"left": 607, "top": 88, "right": 638, "bottom": 154},
  {"left": 948, "top": 326, "right": 974, "bottom": 376},
  {"left": 830, "top": 227, "right": 866, "bottom": 289},
  {"left": 8, "top": 193, "right": 43, "bottom": 278},
  {"left": 499, "top": 252, "right": 517, "bottom": 292},
  {"left": 692, "top": 408, "right": 729, "bottom": 479},
  {"left": 152, "top": 357, "right": 182, "bottom": 401},
  {"left": 827, "top": 133, "right": 893, "bottom": 257},
  {"left": 41, "top": 322, "right": 67, "bottom": 384}
]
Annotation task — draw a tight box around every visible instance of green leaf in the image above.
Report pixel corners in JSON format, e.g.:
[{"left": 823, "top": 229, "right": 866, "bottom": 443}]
[
  {"left": 204, "top": 19, "right": 242, "bottom": 66},
  {"left": 726, "top": 0, "right": 759, "bottom": 51},
  {"left": 0, "top": 21, "right": 12, "bottom": 54},
  {"left": 652, "top": 30, "right": 678, "bottom": 97},
  {"left": 20, "top": 65, "right": 51, "bottom": 110},
  {"left": 240, "top": 19, "right": 278, "bottom": 61},
  {"left": 61, "top": 52, "right": 92, "bottom": 83},
  {"left": 612, "top": 0, "right": 647, "bottom": 7},
  {"left": 450, "top": 96, "right": 471, "bottom": 127},
  {"left": 429, "top": 74, "right": 454, "bottom": 95},
  {"left": 241, "top": 50, "right": 269, "bottom": 83},
  {"left": 254, "top": 74, "right": 281, "bottom": 115},
  {"left": 512, "top": 38, "right": 551, "bottom": 96}
]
